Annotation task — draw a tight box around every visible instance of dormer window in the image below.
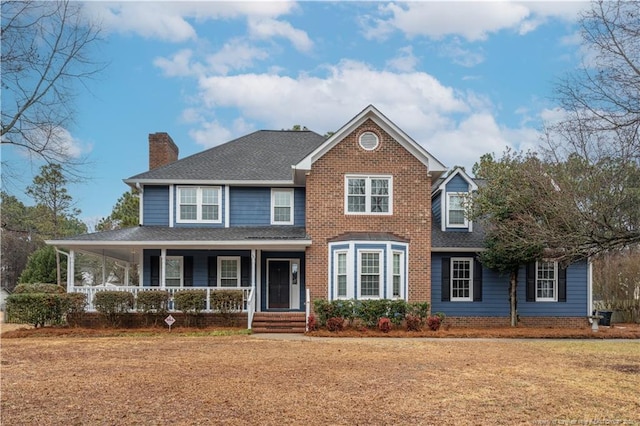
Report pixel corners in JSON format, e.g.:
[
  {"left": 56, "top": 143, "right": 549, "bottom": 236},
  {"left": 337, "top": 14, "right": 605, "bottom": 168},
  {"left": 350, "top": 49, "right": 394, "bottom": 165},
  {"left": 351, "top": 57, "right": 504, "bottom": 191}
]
[{"left": 446, "top": 192, "right": 468, "bottom": 228}]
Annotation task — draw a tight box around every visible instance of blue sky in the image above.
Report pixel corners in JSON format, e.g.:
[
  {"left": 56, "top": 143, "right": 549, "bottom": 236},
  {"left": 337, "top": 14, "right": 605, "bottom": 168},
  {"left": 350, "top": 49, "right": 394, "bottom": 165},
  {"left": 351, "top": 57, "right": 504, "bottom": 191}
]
[{"left": 2, "top": 1, "right": 590, "bottom": 229}]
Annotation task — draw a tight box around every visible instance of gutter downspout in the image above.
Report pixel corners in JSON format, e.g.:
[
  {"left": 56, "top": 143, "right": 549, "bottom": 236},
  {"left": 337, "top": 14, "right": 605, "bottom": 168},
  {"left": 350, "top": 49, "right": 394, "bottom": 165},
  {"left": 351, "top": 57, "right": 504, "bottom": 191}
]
[{"left": 587, "top": 258, "right": 594, "bottom": 323}]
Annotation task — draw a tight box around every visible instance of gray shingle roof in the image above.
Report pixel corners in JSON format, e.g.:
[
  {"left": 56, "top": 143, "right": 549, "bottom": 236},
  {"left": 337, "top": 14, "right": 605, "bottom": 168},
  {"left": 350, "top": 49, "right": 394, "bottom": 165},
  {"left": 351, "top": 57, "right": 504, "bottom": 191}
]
[
  {"left": 127, "top": 130, "right": 327, "bottom": 182},
  {"left": 54, "top": 226, "right": 310, "bottom": 243},
  {"left": 431, "top": 220, "right": 487, "bottom": 249}
]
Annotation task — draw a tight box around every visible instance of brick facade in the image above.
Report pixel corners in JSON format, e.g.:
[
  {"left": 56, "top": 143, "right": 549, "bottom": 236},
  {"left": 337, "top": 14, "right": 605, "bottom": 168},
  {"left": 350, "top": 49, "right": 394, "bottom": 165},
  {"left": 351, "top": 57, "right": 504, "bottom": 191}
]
[
  {"left": 305, "top": 119, "right": 432, "bottom": 304},
  {"left": 149, "top": 132, "right": 179, "bottom": 170},
  {"left": 444, "top": 316, "right": 589, "bottom": 328}
]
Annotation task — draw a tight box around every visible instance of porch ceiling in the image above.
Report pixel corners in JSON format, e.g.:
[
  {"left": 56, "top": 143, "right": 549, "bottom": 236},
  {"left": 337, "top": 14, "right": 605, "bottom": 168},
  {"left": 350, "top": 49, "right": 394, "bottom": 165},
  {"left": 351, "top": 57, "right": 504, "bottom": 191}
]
[{"left": 47, "top": 225, "right": 313, "bottom": 258}]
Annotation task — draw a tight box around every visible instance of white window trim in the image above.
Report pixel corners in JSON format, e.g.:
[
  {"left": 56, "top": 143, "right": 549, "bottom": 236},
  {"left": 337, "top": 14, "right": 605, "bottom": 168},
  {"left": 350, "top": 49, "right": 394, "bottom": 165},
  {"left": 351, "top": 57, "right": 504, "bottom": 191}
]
[
  {"left": 176, "top": 186, "right": 222, "bottom": 224},
  {"left": 446, "top": 192, "right": 468, "bottom": 228},
  {"left": 344, "top": 175, "right": 393, "bottom": 215},
  {"left": 390, "top": 251, "right": 404, "bottom": 300},
  {"left": 535, "top": 261, "right": 558, "bottom": 302},
  {"left": 450, "top": 257, "right": 473, "bottom": 302},
  {"left": 217, "top": 256, "right": 241, "bottom": 288},
  {"left": 165, "top": 256, "right": 183, "bottom": 287},
  {"left": 357, "top": 249, "right": 384, "bottom": 299},
  {"left": 270, "top": 188, "right": 294, "bottom": 225},
  {"left": 334, "top": 250, "right": 349, "bottom": 299}
]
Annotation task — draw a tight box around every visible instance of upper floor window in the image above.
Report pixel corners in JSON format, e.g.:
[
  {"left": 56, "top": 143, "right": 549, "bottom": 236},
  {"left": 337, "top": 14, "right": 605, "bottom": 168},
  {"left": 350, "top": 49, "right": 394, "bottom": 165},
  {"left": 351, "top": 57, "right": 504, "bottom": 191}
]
[
  {"left": 451, "top": 258, "right": 473, "bottom": 301},
  {"left": 446, "top": 192, "right": 468, "bottom": 227},
  {"left": 345, "top": 175, "right": 392, "bottom": 214},
  {"left": 536, "top": 261, "right": 557, "bottom": 301},
  {"left": 271, "top": 189, "right": 294, "bottom": 225},
  {"left": 177, "top": 186, "right": 221, "bottom": 223}
]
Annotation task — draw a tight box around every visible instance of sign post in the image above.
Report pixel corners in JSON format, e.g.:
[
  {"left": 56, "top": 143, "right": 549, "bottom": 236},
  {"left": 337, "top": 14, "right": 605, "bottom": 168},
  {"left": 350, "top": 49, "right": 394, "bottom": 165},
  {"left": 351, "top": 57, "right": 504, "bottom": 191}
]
[{"left": 165, "top": 314, "right": 176, "bottom": 332}]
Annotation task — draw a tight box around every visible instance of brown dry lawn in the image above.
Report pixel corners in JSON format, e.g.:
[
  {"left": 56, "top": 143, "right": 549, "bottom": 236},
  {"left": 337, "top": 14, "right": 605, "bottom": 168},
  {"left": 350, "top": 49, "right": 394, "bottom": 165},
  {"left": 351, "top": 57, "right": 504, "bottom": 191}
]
[{"left": 2, "top": 325, "right": 640, "bottom": 426}]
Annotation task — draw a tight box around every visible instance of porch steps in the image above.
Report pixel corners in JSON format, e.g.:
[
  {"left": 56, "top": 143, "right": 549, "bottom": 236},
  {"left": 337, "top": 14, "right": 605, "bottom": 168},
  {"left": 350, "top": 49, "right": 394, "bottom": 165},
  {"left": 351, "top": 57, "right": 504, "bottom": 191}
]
[{"left": 251, "top": 312, "right": 306, "bottom": 334}]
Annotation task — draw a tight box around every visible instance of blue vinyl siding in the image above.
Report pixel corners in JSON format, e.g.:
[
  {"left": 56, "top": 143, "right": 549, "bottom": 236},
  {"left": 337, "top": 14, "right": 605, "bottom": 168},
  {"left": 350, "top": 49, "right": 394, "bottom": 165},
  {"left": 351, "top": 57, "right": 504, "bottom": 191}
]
[
  {"left": 230, "top": 187, "right": 270, "bottom": 226},
  {"left": 143, "top": 186, "right": 169, "bottom": 226},
  {"left": 431, "top": 253, "right": 589, "bottom": 317},
  {"left": 519, "top": 259, "right": 588, "bottom": 317},
  {"left": 143, "top": 249, "right": 251, "bottom": 287},
  {"left": 432, "top": 195, "right": 441, "bottom": 228},
  {"left": 445, "top": 175, "right": 470, "bottom": 193},
  {"left": 230, "top": 187, "right": 305, "bottom": 226}
]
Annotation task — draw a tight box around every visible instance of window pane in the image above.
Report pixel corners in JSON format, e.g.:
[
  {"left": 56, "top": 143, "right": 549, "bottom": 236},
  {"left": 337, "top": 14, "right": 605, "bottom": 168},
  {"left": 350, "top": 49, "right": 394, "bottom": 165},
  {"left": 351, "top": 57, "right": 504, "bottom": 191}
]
[
  {"left": 202, "top": 188, "right": 218, "bottom": 204},
  {"left": 371, "top": 179, "right": 388, "bottom": 195},
  {"left": 180, "top": 205, "right": 197, "bottom": 220},
  {"left": 220, "top": 259, "right": 238, "bottom": 287},
  {"left": 180, "top": 188, "right": 197, "bottom": 204},
  {"left": 274, "top": 206, "right": 291, "bottom": 222},
  {"left": 348, "top": 195, "right": 366, "bottom": 212},
  {"left": 348, "top": 179, "right": 366, "bottom": 195},
  {"left": 361, "top": 253, "right": 379, "bottom": 274},
  {"left": 202, "top": 205, "right": 218, "bottom": 221},
  {"left": 337, "top": 276, "right": 347, "bottom": 297},
  {"left": 361, "top": 276, "right": 379, "bottom": 296},
  {"left": 449, "top": 210, "right": 465, "bottom": 225},
  {"left": 166, "top": 259, "right": 181, "bottom": 279},
  {"left": 274, "top": 191, "right": 291, "bottom": 206},
  {"left": 393, "top": 253, "right": 401, "bottom": 297},
  {"left": 371, "top": 196, "right": 388, "bottom": 212},
  {"left": 536, "top": 262, "right": 556, "bottom": 299}
]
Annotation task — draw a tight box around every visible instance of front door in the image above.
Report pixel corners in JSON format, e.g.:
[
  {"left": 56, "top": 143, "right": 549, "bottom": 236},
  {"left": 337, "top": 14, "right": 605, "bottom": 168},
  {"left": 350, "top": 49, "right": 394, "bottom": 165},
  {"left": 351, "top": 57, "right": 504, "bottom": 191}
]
[{"left": 268, "top": 260, "right": 290, "bottom": 309}]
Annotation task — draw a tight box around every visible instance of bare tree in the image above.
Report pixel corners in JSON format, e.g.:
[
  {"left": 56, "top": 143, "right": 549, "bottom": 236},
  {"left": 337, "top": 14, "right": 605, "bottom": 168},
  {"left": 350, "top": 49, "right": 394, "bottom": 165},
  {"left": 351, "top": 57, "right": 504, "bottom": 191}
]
[
  {"left": 1, "top": 1, "right": 103, "bottom": 170},
  {"left": 545, "top": 0, "right": 640, "bottom": 164}
]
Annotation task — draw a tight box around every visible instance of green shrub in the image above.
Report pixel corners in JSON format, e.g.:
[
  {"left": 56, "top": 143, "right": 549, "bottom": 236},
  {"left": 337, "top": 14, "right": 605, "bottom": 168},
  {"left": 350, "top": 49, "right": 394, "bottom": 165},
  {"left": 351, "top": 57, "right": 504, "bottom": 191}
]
[
  {"left": 388, "top": 299, "right": 408, "bottom": 326},
  {"left": 407, "top": 302, "right": 429, "bottom": 321},
  {"left": 13, "top": 283, "right": 65, "bottom": 294},
  {"left": 65, "top": 293, "right": 87, "bottom": 327},
  {"left": 136, "top": 291, "right": 169, "bottom": 326},
  {"left": 174, "top": 290, "right": 207, "bottom": 327},
  {"left": 211, "top": 290, "right": 243, "bottom": 326},
  {"left": 354, "top": 299, "right": 390, "bottom": 328},
  {"left": 210, "top": 290, "right": 243, "bottom": 313},
  {"left": 5, "top": 292, "right": 85, "bottom": 327},
  {"left": 94, "top": 291, "right": 134, "bottom": 327},
  {"left": 313, "top": 299, "right": 355, "bottom": 326}
]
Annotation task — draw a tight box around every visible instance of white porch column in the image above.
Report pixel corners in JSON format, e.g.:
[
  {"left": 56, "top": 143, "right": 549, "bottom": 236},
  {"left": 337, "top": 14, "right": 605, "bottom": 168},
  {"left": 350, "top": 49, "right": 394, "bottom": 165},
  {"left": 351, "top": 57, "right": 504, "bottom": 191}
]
[
  {"left": 251, "top": 249, "right": 256, "bottom": 289},
  {"left": 68, "top": 250, "right": 75, "bottom": 292},
  {"left": 160, "top": 248, "right": 167, "bottom": 289},
  {"left": 124, "top": 262, "right": 130, "bottom": 286},
  {"left": 101, "top": 254, "right": 106, "bottom": 285}
]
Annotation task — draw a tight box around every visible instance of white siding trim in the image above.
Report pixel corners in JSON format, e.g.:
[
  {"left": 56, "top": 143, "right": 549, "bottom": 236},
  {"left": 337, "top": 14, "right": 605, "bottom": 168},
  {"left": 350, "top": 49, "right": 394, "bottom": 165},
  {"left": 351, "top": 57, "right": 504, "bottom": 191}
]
[
  {"left": 169, "top": 184, "right": 174, "bottom": 227},
  {"left": 224, "top": 185, "right": 230, "bottom": 228}
]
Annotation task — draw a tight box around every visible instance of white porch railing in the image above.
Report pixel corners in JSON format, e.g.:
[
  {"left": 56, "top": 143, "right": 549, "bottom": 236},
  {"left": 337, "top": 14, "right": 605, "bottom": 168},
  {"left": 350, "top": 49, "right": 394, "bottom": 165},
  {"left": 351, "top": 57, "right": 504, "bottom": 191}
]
[{"left": 72, "top": 286, "right": 253, "bottom": 313}]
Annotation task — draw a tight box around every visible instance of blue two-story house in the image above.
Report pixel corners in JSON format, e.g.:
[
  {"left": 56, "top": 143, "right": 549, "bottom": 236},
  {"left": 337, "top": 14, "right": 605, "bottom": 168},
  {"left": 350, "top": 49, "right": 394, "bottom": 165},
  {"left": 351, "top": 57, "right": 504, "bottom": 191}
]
[{"left": 48, "top": 105, "right": 592, "bottom": 330}]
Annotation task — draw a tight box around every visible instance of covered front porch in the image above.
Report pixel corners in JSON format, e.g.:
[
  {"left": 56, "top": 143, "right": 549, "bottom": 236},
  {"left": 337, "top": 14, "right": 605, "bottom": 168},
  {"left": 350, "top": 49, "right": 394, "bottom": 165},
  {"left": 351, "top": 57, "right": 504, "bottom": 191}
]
[{"left": 47, "top": 226, "right": 312, "bottom": 328}]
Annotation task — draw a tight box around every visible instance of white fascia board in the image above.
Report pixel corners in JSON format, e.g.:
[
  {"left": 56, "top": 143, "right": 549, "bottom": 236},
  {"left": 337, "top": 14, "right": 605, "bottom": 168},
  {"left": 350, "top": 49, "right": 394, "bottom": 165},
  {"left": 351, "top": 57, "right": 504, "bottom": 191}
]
[
  {"left": 123, "top": 179, "right": 297, "bottom": 186},
  {"left": 439, "top": 168, "right": 478, "bottom": 191},
  {"left": 430, "top": 247, "right": 485, "bottom": 252}
]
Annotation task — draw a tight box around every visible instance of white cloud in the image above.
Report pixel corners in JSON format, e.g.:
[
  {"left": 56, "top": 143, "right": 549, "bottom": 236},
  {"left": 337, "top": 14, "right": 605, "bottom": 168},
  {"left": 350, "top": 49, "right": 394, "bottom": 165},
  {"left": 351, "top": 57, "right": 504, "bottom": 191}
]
[
  {"left": 205, "top": 39, "right": 270, "bottom": 75},
  {"left": 86, "top": 1, "right": 301, "bottom": 43},
  {"left": 438, "top": 38, "right": 485, "bottom": 67},
  {"left": 386, "top": 46, "right": 419, "bottom": 72},
  {"left": 363, "top": 1, "right": 585, "bottom": 42},
  {"left": 189, "top": 117, "right": 255, "bottom": 148},
  {"left": 248, "top": 17, "right": 314, "bottom": 52},
  {"left": 154, "top": 49, "right": 201, "bottom": 77},
  {"left": 15, "top": 126, "right": 92, "bottom": 161}
]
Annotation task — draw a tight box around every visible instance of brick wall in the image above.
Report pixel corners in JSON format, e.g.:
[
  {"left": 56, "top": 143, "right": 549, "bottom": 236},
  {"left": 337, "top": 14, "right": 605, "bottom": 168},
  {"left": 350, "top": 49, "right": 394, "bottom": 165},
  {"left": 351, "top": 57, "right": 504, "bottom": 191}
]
[
  {"left": 149, "top": 132, "right": 179, "bottom": 170},
  {"left": 305, "top": 119, "right": 432, "bottom": 304},
  {"left": 444, "top": 316, "right": 589, "bottom": 328}
]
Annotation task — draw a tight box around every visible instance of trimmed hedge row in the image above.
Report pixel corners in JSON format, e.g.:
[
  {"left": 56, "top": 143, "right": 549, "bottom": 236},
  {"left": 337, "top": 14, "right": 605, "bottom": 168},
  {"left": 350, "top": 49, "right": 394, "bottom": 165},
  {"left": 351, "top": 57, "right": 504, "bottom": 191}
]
[
  {"left": 6, "top": 283, "right": 87, "bottom": 328},
  {"left": 312, "top": 299, "right": 440, "bottom": 331}
]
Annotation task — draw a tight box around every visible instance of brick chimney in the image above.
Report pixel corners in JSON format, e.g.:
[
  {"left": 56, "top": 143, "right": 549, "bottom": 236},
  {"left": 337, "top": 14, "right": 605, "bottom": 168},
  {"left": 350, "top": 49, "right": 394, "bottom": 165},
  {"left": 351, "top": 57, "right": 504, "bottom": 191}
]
[{"left": 148, "top": 132, "right": 179, "bottom": 170}]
